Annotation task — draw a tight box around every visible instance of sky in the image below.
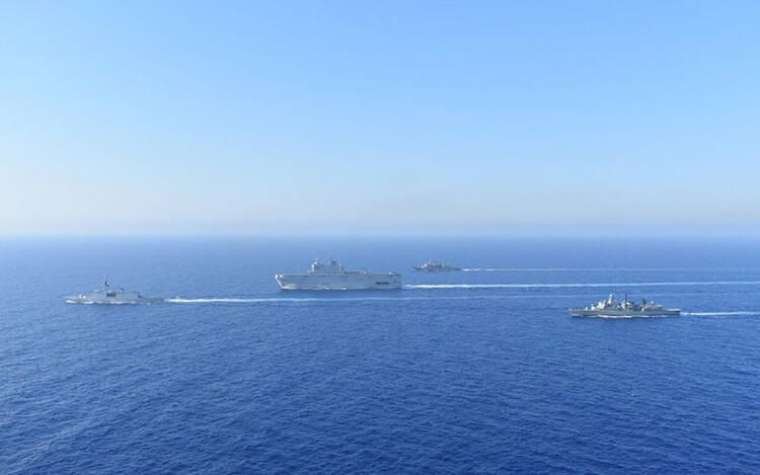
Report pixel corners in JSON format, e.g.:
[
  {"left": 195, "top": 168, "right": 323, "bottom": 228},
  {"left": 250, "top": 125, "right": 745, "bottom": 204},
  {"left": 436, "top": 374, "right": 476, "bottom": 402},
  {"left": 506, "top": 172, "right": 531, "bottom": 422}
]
[{"left": 2, "top": 1, "right": 759, "bottom": 236}]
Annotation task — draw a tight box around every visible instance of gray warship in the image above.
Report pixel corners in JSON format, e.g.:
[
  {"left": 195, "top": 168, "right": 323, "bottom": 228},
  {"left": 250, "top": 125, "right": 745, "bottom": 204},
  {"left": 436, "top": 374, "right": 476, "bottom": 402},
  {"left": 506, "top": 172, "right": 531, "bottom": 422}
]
[
  {"left": 275, "top": 259, "right": 402, "bottom": 290},
  {"left": 569, "top": 294, "right": 680, "bottom": 317},
  {"left": 413, "top": 260, "right": 461, "bottom": 272},
  {"left": 65, "top": 280, "right": 155, "bottom": 304}
]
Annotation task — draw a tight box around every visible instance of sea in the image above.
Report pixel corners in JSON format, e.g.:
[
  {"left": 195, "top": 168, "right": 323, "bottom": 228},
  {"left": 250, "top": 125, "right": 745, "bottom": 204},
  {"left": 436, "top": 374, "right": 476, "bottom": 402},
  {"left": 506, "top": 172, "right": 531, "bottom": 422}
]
[{"left": 2, "top": 237, "right": 760, "bottom": 474}]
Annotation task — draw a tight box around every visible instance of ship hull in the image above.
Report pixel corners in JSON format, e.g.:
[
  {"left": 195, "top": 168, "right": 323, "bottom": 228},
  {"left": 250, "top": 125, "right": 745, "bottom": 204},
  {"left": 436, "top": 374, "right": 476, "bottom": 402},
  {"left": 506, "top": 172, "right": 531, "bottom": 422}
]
[
  {"left": 65, "top": 292, "right": 149, "bottom": 305},
  {"left": 569, "top": 309, "right": 681, "bottom": 317},
  {"left": 275, "top": 272, "right": 402, "bottom": 290},
  {"left": 413, "top": 267, "right": 460, "bottom": 272}
]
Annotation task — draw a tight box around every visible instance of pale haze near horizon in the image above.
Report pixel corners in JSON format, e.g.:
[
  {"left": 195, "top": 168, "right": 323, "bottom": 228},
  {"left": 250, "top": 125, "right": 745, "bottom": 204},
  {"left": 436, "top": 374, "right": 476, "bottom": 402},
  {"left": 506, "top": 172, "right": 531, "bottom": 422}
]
[{"left": 2, "top": 1, "right": 759, "bottom": 236}]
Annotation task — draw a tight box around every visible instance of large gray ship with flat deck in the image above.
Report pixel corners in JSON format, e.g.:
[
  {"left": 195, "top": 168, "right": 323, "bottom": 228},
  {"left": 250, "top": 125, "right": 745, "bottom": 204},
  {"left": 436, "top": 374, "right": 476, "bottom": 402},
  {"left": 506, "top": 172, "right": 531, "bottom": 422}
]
[{"left": 275, "top": 259, "right": 402, "bottom": 290}]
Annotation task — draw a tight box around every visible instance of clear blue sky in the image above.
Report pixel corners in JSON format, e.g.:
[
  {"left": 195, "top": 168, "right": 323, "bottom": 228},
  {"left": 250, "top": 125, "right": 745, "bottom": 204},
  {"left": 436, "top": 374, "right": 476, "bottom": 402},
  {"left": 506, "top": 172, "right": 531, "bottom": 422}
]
[{"left": 2, "top": 1, "right": 759, "bottom": 235}]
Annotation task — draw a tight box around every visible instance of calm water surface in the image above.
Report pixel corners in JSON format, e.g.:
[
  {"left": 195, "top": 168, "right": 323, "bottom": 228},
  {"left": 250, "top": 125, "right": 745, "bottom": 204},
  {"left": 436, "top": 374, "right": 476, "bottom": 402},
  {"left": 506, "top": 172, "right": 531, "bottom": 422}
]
[{"left": 2, "top": 238, "right": 760, "bottom": 474}]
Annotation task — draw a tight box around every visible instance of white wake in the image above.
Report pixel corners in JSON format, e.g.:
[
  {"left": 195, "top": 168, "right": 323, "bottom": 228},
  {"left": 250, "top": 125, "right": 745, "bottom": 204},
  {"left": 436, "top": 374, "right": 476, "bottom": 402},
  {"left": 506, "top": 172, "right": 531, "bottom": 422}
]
[
  {"left": 165, "top": 295, "right": 517, "bottom": 304},
  {"left": 682, "top": 311, "right": 760, "bottom": 317},
  {"left": 576, "top": 311, "right": 760, "bottom": 319},
  {"left": 574, "top": 313, "right": 678, "bottom": 319},
  {"left": 166, "top": 297, "right": 334, "bottom": 304},
  {"left": 461, "top": 267, "right": 756, "bottom": 272},
  {"left": 406, "top": 280, "right": 760, "bottom": 290}
]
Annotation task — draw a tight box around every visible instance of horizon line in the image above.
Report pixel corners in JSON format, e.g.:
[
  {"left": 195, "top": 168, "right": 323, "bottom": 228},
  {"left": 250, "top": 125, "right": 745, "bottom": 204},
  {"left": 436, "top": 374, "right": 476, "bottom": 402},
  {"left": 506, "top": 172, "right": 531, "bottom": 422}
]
[{"left": 4, "top": 231, "right": 760, "bottom": 241}]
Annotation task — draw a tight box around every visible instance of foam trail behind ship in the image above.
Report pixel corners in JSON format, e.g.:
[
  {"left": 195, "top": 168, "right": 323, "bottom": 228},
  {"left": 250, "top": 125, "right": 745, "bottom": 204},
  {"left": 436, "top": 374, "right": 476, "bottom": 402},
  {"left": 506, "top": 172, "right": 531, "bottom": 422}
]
[
  {"left": 167, "top": 297, "right": 299, "bottom": 304},
  {"left": 462, "top": 268, "right": 591, "bottom": 272},
  {"left": 165, "top": 297, "right": 389, "bottom": 304},
  {"left": 165, "top": 298, "right": 760, "bottom": 318},
  {"left": 461, "top": 267, "right": 755, "bottom": 272},
  {"left": 165, "top": 295, "right": 529, "bottom": 304},
  {"left": 574, "top": 314, "right": 678, "bottom": 320},
  {"left": 683, "top": 311, "right": 760, "bottom": 317},
  {"left": 575, "top": 311, "right": 760, "bottom": 319},
  {"left": 405, "top": 280, "right": 760, "bottom": 290}
]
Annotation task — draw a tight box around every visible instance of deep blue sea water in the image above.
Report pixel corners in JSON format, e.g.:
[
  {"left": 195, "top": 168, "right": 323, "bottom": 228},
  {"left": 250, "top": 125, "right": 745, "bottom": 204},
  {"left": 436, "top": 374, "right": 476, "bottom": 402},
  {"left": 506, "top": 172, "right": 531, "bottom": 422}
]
[{"left": 3, "top": 237, "right": 760, "bottom": 474}]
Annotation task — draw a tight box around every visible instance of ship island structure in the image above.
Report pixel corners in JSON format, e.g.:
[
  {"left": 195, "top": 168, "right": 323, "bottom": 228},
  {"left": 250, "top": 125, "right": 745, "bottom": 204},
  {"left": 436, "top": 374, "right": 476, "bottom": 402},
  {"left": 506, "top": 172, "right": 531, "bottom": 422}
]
[
  {"left": 275, "top": 259, "right": 402, "bottom": 290},
  {"left": 569, "top": 294, "right": 680, "bottom": 317}
]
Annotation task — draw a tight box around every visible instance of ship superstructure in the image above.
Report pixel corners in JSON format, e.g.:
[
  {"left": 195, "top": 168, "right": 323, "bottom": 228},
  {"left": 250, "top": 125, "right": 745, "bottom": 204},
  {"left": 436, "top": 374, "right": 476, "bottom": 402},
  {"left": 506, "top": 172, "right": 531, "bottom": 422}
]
[
  {"left": 569, "top": 294, "right": 680, "bottom": 317},
  {"left": 275, "top": 259, "right": 402, "bottom": 290},
  {"left": 413, "top": 261, "right": 461, "bottom": 272},
  {"left": 66, "top": 280, "right": 151, "bottom": 304}
]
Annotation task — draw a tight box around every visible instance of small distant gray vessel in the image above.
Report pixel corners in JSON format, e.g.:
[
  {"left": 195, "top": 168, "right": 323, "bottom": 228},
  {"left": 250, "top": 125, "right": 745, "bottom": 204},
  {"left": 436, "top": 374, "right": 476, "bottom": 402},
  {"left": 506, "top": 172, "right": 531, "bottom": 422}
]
[
  {"left": 275, "top": 259, "right": 402, "bottom": 290},
  {"left": 66, "top": 280, "right": 152, "bottom": 304},
  {"left": 413, "top": 260, "right": 461, "bottom": 272},
  {"left": 569, "top": 294, "right": 680, "bottom": 317}
]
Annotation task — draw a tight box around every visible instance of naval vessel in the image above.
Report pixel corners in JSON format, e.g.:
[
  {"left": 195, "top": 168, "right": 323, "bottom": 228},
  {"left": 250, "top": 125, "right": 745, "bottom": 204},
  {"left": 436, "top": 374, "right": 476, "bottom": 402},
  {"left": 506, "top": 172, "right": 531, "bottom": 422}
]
[
  {"left": 413, "top": 260, "right": 461, "bottom": 272},
  {"left": 275, "top": 259, "right": 402, "bottom": 290},
  {"left": 66, "top": 280, "right": 154, "bottom": 304},
  {"left": 569, "top": 294, "right": 680, "bottom": 317}
]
